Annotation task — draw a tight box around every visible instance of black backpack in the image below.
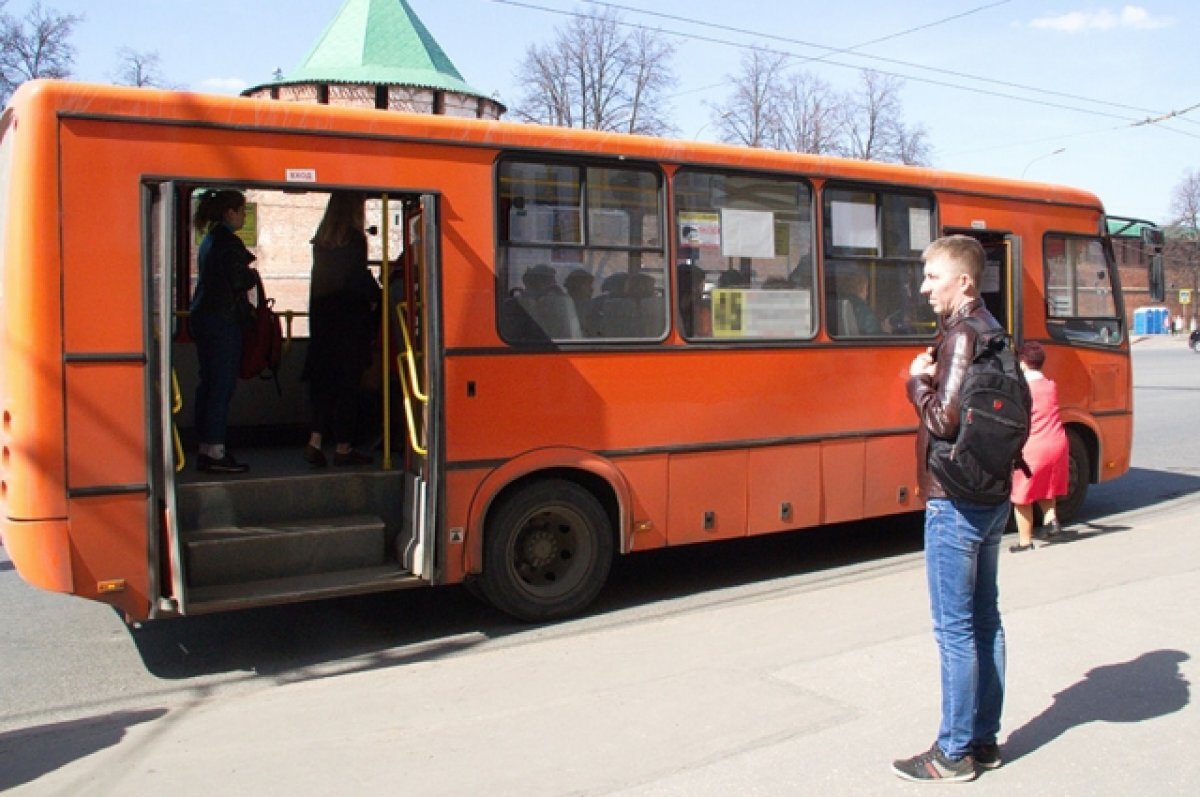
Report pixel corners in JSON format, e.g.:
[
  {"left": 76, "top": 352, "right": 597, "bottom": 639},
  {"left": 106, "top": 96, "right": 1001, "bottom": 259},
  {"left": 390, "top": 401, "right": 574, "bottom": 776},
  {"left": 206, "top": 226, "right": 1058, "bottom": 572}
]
[{"left": 927, "top": 317, "right": 1032, "bottom": 505}]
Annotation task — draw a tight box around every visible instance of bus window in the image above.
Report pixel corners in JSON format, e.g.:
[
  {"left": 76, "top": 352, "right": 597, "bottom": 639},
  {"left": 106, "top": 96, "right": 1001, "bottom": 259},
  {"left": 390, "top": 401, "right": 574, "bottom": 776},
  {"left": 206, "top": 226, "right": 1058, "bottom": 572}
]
[
  {"left": 673, "top": 170, "right": 815, "bottom": 341},
  {"left": 497, "top": 159, "right": 666, "bottom": 343},
  {"left": 1044, "top": 234, "right": 1122, "bottom": 345},
  {"left": 823, "top": 187, "right": 936, "bottom": 338}
]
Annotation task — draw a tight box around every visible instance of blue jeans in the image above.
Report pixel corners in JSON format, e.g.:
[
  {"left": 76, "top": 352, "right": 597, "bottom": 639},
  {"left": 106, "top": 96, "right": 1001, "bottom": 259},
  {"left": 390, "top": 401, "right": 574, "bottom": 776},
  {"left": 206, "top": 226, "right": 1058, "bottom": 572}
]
[
  {"left": 190, "top": 313, "right": 242, "bottom": 447},
  {"left": 924, "top": 497, "right": 1010, "bottom": 760}
]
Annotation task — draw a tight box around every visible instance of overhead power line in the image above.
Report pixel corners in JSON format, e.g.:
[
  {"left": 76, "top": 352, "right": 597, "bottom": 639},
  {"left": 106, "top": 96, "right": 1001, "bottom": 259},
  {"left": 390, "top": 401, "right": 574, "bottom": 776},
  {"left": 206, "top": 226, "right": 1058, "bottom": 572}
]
[
  {"left": 494, "top": 0, "right": 1200, "bottom": 140},
  {"left": 581, "top": 0, "right": 1167, "bottom": 120}
]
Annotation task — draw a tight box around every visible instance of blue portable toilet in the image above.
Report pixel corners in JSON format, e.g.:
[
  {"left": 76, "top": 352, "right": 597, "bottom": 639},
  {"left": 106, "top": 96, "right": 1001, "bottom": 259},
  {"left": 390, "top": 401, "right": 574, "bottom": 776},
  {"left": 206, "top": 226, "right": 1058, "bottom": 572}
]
[
  {"left": 1133, "top": 307, "right": 1150, "bottom": 335},
  {"left": 1151, "top": 306, "right": 1169, "bottom": 334}
]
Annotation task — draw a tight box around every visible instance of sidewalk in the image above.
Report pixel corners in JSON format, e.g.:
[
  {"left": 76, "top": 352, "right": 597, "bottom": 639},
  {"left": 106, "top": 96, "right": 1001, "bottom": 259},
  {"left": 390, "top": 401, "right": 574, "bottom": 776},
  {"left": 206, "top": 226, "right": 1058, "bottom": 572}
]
[
  {"left": 5, "top": 495, "right": 1198, "bottom": 796},
  {"left": 1131, "top": 332, "right": 1196, "bottom": 349}
]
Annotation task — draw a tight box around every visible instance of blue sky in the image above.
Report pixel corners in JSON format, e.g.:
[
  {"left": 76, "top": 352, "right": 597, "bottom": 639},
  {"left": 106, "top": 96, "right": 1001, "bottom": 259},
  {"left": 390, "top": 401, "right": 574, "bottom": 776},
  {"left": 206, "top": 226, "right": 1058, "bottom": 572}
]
[{"left": 8, "top": 0, "right": 1197, "bottom": 223}]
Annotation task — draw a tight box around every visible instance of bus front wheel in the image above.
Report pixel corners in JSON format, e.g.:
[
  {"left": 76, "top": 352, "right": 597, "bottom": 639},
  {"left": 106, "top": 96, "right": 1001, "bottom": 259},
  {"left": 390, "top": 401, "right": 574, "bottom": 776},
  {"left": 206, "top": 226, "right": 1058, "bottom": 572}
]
[
  {"left": 1057, "top": 429, "right": 1090, "bottom": 525},
  {"left": 480, "top": 479, "right": 613, "bottom": 622}
]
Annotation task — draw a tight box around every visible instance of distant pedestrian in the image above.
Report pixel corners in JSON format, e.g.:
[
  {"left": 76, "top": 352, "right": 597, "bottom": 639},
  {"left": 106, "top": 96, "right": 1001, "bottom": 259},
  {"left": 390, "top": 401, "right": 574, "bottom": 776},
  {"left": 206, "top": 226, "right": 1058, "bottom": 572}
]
[
  {"left": 893, "top": 235, "right": 1013, "bottom": 783},
  {"left": 1174, "top": 314, "right": 1184, "bottom": 335},
  {"left": 1009, "top": 342, "right": 1069, "bottom": 552}
]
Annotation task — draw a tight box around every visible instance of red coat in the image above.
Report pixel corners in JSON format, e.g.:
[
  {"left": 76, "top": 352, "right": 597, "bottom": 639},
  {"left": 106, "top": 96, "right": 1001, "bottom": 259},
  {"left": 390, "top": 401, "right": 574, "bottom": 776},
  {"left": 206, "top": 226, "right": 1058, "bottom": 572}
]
[{"left": 1011, "top": 374, "right": 1069, "bottom": 504}]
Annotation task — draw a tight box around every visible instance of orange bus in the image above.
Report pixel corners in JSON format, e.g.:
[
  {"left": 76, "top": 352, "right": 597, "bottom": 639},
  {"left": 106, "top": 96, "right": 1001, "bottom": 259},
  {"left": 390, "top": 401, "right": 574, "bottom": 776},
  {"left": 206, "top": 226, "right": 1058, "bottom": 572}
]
[{"left": 0, "top": 81, "right": 1151, "bottom": 623}]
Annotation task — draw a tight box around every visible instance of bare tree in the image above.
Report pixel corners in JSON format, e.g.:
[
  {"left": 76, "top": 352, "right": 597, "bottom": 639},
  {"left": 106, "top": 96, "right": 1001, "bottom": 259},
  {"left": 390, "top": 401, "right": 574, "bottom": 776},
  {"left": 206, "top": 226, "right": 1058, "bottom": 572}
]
[
  {"left": 512, "top": 7, "right": 676, "bottom": 135},
  {"left": 112, "top": 47, "right": 174, "bottom": 89},
  {"left": 712, "top": 48, "right": 787, "bottom": 148},
  {"left": 838, "top": 70, "right": 930, "bottom": 165},
  {"left": 1169, "top": 169, "right": 1200, "bottom": 236},
  {"left": 773, "top": 70, "right": 843, "bottom": 154},
  {"left": 0, "top": 1, "right": 83, "bottom": 106}
]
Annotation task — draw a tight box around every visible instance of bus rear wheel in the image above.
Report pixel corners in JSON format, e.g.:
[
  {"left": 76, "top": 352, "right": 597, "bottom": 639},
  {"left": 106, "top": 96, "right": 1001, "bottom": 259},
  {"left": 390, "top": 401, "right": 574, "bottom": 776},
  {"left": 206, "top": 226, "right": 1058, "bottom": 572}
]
[
  {"left": 480, "top": 479, "right": 613, "bottom": 622},
  {"left": 1057, "top": 429, "right": 1090, "bottom": 525}
]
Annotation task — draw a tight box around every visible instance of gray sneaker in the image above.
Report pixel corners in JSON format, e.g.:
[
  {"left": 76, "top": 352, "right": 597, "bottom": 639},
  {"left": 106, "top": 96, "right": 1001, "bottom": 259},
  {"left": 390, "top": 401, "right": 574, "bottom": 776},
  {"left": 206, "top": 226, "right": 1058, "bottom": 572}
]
[{"left": 891, "top": 743, "right": 977, "bottom": 783}]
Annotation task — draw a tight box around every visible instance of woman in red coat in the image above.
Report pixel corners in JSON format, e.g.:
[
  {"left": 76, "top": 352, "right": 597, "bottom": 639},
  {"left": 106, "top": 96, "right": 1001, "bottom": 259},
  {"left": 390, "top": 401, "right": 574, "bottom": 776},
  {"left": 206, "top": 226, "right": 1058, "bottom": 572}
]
[{"left": 1010, "top": 341, "right": 1069, "bottom": 552}]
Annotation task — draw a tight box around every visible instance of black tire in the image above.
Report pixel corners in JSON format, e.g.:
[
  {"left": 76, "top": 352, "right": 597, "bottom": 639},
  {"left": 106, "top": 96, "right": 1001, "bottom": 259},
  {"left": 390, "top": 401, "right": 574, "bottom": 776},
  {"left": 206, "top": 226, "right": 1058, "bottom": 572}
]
[
  {"left": 480, "top": 479, "right": 613, "bottom": 622},
  {"left": 1056, "top": 429, "right": 1090, "bottom": 525}
]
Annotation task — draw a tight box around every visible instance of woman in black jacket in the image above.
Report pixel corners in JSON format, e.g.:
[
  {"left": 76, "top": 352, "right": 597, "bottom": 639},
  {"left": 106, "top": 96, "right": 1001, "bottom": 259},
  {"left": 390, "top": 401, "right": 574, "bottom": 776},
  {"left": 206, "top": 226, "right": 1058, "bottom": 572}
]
[
  {"left": 189, "top": 189, "right": 255, "bottom": 474},
  {"left": 302, "top": 192, "right": 381, "bottom": 467}
]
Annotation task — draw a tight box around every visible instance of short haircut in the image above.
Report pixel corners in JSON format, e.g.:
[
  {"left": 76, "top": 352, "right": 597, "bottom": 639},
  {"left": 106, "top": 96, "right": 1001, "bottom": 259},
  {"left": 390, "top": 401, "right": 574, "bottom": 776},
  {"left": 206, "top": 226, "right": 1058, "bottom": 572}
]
[
  {"left": 923, "top": 234, "right": 985, "bottom": 287},
  {"left": 1017, "top": 340, "right": 1046, "bottom": 369}
]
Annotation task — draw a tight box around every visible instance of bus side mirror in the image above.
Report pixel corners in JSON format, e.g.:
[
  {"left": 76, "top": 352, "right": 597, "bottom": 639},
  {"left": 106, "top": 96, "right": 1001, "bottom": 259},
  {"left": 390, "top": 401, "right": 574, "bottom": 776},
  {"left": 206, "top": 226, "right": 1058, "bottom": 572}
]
[
  {"left": 1141, "top": 227, "right": 1165, "bottom": 248},
  {"left": 1141, "top": 227, "right": 1165, "bottom": 302},
  {"left": 1149, "top": 253, "right": 1165, "bottom": 302}
]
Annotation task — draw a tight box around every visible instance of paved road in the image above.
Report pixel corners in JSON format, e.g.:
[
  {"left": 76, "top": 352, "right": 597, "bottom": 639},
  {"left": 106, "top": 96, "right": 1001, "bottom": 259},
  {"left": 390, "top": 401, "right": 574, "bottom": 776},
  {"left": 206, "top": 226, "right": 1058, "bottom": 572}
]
[{"left": 1, "top": 335, "right": 1197, "bottom": 795}]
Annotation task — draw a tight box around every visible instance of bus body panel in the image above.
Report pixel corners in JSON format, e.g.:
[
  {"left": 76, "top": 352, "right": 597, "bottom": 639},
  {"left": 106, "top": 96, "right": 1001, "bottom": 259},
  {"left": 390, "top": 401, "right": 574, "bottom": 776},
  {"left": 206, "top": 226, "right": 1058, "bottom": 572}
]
[
  {"left": 1, "top": 517, "right": 73, "bottom": 592},
  {"left": 66, "top": 493, "right": 152, "bottom": 617},
  {"left": 1, "top": 84, "right": 70, "bottom": 526},
  {"left": 0, "top": 81, "right": 1141, "bottom": 621}
]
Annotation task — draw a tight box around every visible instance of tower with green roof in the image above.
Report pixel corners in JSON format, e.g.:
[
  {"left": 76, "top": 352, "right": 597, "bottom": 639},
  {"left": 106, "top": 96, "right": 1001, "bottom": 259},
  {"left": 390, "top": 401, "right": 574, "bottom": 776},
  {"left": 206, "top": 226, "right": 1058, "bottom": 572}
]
[{"left": 243, "top": 0, "right": 504, "bottom": 119}]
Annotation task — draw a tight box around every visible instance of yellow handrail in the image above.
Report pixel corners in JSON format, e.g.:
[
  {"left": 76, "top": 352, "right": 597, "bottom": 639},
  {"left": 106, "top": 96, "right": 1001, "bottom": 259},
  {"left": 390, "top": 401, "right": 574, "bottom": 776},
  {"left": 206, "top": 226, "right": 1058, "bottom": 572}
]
[
  {"left": 394, "top": 301, "right": 428, "bottom": 456},
  {"left": 397, "top": 365, "right": 428, "bottom": 457},
  {"left": 171, "top": 368, "right": 185, "bottom": 472},
  {"left": 395, "top": 301, "right": 428, "bottom": 403}
]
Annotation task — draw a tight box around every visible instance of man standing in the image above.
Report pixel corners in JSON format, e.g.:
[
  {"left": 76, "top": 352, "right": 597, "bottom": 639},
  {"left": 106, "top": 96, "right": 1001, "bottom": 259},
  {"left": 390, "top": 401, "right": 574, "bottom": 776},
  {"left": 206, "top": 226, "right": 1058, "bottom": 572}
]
[{"left": 892, "top": 235, "right": 1011, "bottom": 783}]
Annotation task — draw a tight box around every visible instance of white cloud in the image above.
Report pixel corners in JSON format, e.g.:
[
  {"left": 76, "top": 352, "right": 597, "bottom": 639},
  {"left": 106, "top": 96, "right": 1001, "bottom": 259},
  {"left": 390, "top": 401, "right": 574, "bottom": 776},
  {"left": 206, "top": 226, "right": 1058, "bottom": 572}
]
[
  {"left": 199, "top": 77, "right": 249, "bottom": 94},
  {"left": 1030, "top": 5, "right": 1173, "bottom": 32}
]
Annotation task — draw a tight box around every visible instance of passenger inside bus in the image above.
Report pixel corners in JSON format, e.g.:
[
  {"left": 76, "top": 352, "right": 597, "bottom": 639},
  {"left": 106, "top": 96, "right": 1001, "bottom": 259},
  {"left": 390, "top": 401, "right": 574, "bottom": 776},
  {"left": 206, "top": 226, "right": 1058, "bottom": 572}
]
[
  {"left": 501, "top": 264, "right": 582, "bottom": 341},
  {"left": 595, "top": 270, "right": 664, "bottom": 338},
  {"left": 676, "top": 262, "right": 711, "bottom": 337},
  {"left": 830, "top": 263, "right": 883, "bottom": 336},
  {"left": 717, "top": 267, "right": 750, "bottom": 288},
  {"left": 303, "top": 191, "right": 381, "bottom": 468},
  {"left": 564, "top": 268, "right": 596, "bottom": 335}
]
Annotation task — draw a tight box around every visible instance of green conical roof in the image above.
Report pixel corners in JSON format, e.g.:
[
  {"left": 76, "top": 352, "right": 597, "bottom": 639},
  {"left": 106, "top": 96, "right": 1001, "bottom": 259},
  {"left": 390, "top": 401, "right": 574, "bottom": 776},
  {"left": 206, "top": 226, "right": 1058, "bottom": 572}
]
[{"left": 261, "top": 0, "right": 487, "bottom": 97}]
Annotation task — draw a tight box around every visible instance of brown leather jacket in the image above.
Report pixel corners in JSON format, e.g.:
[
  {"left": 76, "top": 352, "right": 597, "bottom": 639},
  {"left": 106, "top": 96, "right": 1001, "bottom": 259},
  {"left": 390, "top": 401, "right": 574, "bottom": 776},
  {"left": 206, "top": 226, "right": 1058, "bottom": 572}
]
[{"left": 906, "top": 298, "right": 1003, "bottom": 500}]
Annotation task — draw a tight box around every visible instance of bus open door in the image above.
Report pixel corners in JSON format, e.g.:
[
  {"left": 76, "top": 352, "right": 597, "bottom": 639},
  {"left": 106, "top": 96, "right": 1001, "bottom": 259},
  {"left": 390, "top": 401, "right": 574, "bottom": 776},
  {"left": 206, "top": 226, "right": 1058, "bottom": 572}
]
[{"left": 392, "top": 194, "right": 441, "bottom": 582}]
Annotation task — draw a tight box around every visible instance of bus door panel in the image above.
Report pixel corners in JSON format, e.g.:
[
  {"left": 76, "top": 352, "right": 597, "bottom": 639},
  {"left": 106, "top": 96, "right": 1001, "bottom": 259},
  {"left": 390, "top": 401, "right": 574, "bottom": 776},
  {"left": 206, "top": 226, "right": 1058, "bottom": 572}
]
[
  {"left": 667, "top": 450, "right": 747, "bottom": 544},
  {"left": 146, "top": 181, "right": 187, "bottom": 614},
  {"left": 396, "top": 194, "right": 440, "bottom": 579},
  {"left": 954, "top": 230, "right": 1017, "bottom": 334},
  {"left": 747, "top": 445, "right": 821, "bottom": 535},
  {"left": 820, "top": 439, "right": 865, "bottom": 523}
]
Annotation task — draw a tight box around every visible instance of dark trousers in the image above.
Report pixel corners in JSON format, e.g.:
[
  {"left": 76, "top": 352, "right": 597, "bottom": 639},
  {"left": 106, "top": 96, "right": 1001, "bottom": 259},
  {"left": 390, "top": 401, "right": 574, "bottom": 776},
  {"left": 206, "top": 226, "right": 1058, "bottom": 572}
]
[
  {"left": 310, "top": 364, "right": 365, "bottom": 446},
  {"left": 191, "top": 313, "right": 242, "bottom": 446}
]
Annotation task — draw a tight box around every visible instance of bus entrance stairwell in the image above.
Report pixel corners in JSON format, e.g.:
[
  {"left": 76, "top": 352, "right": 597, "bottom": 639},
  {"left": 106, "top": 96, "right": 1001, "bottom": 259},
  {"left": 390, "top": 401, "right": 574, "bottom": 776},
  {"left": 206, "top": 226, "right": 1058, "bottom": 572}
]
[{"left": 149, "top": 185, "right": 435, "bottom": 616}]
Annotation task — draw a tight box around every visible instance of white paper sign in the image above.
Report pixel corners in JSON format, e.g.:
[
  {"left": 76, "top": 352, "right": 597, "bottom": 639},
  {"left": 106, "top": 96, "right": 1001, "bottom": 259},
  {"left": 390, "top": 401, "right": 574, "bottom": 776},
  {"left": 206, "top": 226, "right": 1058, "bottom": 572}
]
[
  {"left": 831, "top": 201, "right": 878, "bottom": 250},
  {"left": 909, "top": 208, "right": 932, "bottom": 251},
  {"left": 720, "top": 208, "right": 776, "bottom": 259}
]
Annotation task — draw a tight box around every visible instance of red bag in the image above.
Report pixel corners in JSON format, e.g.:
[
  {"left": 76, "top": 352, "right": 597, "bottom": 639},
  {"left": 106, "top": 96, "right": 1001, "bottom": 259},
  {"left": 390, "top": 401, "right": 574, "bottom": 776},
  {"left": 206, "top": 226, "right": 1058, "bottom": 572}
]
[{"left": 239, "top": 269, "right": 283, "bottom": 383}]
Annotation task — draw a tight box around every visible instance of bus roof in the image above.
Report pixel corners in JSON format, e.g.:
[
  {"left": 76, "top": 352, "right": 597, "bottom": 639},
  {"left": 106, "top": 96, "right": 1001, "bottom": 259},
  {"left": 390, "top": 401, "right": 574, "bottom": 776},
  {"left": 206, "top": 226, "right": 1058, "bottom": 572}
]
[{"left": 11, "top": 79, "right": 1104, "bottom": 211}]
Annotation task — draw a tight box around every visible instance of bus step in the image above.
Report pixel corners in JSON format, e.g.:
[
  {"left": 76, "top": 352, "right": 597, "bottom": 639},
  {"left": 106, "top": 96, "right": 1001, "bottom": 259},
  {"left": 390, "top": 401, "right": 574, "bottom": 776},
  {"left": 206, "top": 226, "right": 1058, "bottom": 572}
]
[
  {"left": 185, "top": 514, "right": 387, "bottom": 588},
  {"left": 185, "top": 565, "right": 421, "bottom": 614}
]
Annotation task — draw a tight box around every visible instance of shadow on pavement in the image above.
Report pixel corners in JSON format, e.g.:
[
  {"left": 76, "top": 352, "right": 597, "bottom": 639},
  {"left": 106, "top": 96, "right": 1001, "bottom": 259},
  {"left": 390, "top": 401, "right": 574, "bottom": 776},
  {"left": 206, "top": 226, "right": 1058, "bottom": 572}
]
[
  {"left": 117, "top": 465, "right": 1200, "bottom": 685},
  {"left": 0, "top": 708, "right": 167, "bottom": 791},
  {"left": 1077, "top": 467, "right": 1200, "bottom": 523},
  {"left": 1001, "top": 649, "right": 1191, "bottom": 764},
  {"left": 127, "top": 513, "right": 926, "bottom": 682}
]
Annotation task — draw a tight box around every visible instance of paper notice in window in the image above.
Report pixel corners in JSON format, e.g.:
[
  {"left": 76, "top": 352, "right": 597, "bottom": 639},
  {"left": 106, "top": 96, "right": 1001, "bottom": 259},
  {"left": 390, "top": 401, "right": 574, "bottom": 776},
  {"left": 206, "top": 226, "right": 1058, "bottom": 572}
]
[
  {"left": 720, "top": 208, "right": 775, "bottom": 258},
  {"left": 831, "top": 201, "right": 877, "bottom": 249},
  {"left": 909, "top": 208, "right": 932, "bottom": 251}
]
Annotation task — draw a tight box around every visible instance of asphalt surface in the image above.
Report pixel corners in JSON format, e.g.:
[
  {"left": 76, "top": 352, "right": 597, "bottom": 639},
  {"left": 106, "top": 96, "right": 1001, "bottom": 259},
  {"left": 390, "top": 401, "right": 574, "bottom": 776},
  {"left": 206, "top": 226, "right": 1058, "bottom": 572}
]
[{"left": 1, "top": 334, "right": 1197, "bottom": 795}]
